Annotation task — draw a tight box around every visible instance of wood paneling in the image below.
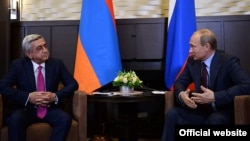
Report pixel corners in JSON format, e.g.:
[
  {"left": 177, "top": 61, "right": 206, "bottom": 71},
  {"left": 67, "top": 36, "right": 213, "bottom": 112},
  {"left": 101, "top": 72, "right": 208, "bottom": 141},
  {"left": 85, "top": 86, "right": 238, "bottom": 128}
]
[
  {"left": 117, "top": 24, "right": 136, "bottom": 59},
  {"left": 10, "top": 15, "right": 250, "bottom": 89},
  {"left": 10, "top": 21, "right": 79, "bottom": 74},
  {"left": 9, "top": 15, "right": 250, "bottom": 138},
  {"left": 51, "top": 26, "right": 78, "bottom": 73},
  {"left": 224, "top": 20, "right": 250, "bottom": 74},
  {"left": 197, "top": 15, "right": 250, "bottom": 74},
  {"left": 0, "top": 0, "right": 10, "bottom": 78}
]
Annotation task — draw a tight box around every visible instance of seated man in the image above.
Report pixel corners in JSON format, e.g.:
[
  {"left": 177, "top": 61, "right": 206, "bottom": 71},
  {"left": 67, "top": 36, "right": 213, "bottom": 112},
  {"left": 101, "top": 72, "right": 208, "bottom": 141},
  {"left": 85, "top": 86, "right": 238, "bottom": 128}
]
[
  {"left": 161, "top": 29, "right": 250, "bottom": 141},
  {"left": 0, "top": 34, "right": 79, "bottom": 141}
]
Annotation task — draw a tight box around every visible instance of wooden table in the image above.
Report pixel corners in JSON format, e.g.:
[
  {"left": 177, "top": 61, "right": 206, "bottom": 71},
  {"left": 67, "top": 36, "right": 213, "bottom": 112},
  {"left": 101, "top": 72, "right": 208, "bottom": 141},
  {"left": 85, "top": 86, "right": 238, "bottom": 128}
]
[{"left": 87, "top": 91, "right": 164, "bottom": 141}]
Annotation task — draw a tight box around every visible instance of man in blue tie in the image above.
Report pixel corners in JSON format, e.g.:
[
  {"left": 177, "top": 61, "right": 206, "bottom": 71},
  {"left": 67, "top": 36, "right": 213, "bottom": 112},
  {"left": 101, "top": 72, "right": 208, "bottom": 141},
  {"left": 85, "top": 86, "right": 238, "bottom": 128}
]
[
  {"left": 0, "top": 34, "right": 79, "bottom": 141},
  {"left": 161, "top": 29, "right": 250, "bottom": 141}
]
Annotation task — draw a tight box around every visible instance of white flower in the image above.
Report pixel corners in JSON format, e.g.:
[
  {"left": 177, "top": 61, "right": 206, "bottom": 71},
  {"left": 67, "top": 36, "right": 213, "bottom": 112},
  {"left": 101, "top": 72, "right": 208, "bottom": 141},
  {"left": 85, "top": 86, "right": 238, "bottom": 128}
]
[{"left": 112, "top": 70, "right": 143, "bottom": 88}]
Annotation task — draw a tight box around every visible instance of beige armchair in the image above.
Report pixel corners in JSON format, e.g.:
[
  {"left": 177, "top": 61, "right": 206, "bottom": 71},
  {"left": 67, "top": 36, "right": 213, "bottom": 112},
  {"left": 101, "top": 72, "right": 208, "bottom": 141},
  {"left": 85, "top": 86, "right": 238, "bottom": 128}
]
[
  {"left": 164, "top": 91, "right": 250, "bottom": 125},
  {"left": 0, "top": 91, "right": 87, "bottom": 141}
]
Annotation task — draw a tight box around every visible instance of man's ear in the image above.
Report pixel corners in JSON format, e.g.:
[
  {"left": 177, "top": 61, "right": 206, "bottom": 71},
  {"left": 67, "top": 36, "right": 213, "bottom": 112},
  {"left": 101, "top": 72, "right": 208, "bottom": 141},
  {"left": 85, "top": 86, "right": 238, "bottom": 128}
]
[{"left": 205, "top": 42, "right": 211, "bottom": 50}]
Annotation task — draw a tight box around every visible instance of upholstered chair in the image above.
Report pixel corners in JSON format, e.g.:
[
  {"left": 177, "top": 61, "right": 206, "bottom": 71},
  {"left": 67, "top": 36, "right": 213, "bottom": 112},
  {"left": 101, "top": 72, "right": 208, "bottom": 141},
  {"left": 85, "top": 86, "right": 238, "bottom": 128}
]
[
  {"left": 0, "top": 90, "right": 87, "bottom": 141},
  {"left": 164, "top": 91, "right": 250, "bottom": 124}
]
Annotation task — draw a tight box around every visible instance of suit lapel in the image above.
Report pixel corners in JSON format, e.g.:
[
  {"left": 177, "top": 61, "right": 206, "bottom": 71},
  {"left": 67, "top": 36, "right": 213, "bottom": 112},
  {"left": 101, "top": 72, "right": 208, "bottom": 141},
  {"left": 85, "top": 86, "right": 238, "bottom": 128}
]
[
  {"left": 44, "top": 59, "right": 53, "bottom": 90},
  {"left": 24, "top": 58, "right": 37, "bottom": 90},
  {"left": 187, "top": 58, "right": 202, "bottom": 91},
  {"left": 209, "top": 51, "right": 221, "bottom": 89},
  {"left": 192, "top": 61, "right": 202, "bottom": 91}
]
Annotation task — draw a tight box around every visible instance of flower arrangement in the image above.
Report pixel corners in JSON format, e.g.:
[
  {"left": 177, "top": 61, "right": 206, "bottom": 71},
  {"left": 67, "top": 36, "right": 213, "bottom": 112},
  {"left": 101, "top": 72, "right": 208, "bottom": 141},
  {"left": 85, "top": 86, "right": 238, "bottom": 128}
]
[{"left": 112, "top": 70, "right": 143, "bottom": 88}]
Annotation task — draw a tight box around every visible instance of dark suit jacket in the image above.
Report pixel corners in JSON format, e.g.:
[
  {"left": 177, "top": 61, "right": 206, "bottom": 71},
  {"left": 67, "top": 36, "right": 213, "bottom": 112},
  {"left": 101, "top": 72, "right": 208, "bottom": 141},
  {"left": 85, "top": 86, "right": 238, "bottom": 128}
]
[
  {"left": 174, "top": 50, "right": 250, "bottom": 111},
  {"left": 0, "top": 57, "right": 78, "bottom": 109}
]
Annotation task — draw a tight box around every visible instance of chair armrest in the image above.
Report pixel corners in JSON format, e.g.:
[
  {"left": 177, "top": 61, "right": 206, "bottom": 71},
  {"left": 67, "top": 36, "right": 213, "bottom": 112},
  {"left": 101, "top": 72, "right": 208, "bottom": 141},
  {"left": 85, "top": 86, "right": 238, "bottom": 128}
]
[
  {"left": 0, "top": 94, "right": 2, "bottom": 128},
  {"left": 234, "top": 95, "right": 250, "bottom": 125},
  {"left": 165, "top": 91, "right": 174, "bottom": 114},
  {"left": 72, "top": 90, "right": 87, "bottom": 141}
]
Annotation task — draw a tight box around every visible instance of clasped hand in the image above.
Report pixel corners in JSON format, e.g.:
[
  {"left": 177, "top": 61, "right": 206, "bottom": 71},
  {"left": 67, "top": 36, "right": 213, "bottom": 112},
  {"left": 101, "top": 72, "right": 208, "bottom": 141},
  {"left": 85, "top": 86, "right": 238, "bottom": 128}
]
[
  {"left": 180, "top": 86, "right": 215, "bottom": 109},
  {"left": 29, "top": 91, "right": 56, "bottom": 106}
]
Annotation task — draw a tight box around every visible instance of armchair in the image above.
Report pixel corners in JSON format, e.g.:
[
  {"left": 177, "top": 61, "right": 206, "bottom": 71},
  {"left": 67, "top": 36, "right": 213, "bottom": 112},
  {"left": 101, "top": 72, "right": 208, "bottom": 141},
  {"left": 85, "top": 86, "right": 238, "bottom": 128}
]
[
  {"left": 0, "top": 90, "right": 87, "bottom": 141},
  {"left": 164, "top": 91, "right": 250, "bottom": 125},
  {"left": 234, "top": 95, "right": 250, "bottom": 124}
]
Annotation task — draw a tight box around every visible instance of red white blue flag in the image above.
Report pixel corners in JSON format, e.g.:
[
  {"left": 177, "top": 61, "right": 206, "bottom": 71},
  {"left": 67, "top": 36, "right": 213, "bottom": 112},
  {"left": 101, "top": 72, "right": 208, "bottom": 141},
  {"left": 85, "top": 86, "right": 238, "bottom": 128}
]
[
  {"left": 165, "top": 0, "right": 197, "bottom": 90},
  {"left": 74, "top": 0, "right": 122, "bottom": 94}
]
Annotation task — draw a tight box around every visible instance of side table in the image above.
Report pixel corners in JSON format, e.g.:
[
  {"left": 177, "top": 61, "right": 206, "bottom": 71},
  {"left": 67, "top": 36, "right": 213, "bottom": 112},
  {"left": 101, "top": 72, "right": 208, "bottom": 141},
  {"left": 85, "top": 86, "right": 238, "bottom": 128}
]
[{"left": 87, "top": 91, "right": 164, "bottom": 141}]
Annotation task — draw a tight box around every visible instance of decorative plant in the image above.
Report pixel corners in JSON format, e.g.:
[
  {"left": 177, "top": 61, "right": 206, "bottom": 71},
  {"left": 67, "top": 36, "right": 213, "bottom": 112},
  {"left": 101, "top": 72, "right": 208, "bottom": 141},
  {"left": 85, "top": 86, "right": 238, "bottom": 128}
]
[{"left": 112, "top": 70, "right": 143, "bottom": 88}]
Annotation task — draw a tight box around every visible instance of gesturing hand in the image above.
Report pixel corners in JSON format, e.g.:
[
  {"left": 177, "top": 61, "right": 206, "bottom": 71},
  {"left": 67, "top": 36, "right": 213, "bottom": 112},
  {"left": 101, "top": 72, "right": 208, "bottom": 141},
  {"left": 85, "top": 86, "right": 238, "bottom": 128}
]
[
  {"left": 180, "top": 89, "right": 197, "bottom": 109},
  {"left": 190, "top": 86, "right": 215, "bottom": 104}
]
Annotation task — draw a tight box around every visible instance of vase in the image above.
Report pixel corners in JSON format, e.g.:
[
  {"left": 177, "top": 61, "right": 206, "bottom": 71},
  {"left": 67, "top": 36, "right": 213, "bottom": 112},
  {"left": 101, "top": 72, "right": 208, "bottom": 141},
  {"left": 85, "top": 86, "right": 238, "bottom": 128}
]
[{"left": 119, "top": 86, "right": 134, "bottom": 93}]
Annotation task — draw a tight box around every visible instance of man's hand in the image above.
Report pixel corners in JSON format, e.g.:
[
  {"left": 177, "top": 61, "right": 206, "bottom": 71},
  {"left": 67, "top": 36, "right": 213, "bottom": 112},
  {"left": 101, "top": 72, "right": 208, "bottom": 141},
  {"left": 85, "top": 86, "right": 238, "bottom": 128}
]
[
  {"left": 42, "top": 92, "right": 57, "bottom": 103},
  {"left": 29, "top": 91, "right": 57, "bottom": 106},
  {"left": 190, "top": 86, "right": 215, "bottom": 104},
  {"left": 180, "top": 89, "right": 197, "bottom": 109}
]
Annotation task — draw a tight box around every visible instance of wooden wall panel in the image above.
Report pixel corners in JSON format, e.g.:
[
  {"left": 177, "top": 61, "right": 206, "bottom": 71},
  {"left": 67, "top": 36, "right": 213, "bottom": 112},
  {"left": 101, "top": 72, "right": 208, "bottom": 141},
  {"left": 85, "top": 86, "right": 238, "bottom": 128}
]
[
  {"left": 8, "top": 15, "right": 250, "bottom": 138},
  {"left": 51, "top": 26, "right": 78, "bottom": 74},
  {"left": 224, "top": 21, "right": 250, "bottom": 74},
  {"left": 10, "top": 24, "right": 24, "bottom": 60},
  {"left": 197, "top": 15, "right": 250, "bottom": 75},
  {"left": 10, "top": 21, "right": 79, "bottom": 74},
  {"left": 136, "top": 23, "right": 164, "bottom": 59},
  {"left": 10, "top": 15, "right": 250, "bottom": 89},
  {"left": 117, "top": 24, "right": 136, "bottom": 59},
  {"left": 0, "top": 0, "right": 10, "bottom": 78},
  {"left": 196, "top": 21, "right": 224, "bottom": 50}
]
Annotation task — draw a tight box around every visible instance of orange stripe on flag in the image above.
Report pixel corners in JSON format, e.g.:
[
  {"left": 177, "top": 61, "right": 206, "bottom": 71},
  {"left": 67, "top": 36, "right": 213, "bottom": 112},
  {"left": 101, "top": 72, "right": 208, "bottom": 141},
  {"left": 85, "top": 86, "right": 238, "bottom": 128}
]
[{"left": 74, "top": 36, "right": 100, "bottom": 94}]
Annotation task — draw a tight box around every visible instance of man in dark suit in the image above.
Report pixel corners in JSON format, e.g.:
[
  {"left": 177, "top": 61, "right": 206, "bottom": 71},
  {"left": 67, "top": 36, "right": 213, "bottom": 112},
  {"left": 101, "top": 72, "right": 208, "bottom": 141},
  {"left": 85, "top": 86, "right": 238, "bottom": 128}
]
[
  {"left": 0, "top": 34, "right": 79, "bottom": 141},
  {"left": 161, "top": 29, "right": 250, "bottom": 141}
]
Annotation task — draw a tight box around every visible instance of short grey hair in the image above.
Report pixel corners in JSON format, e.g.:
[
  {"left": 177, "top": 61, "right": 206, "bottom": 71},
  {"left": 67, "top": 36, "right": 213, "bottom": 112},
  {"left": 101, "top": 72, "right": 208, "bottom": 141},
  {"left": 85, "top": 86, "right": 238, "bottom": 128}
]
[{"left": 22, "top": 34, "right": 43, "bottom": 52}]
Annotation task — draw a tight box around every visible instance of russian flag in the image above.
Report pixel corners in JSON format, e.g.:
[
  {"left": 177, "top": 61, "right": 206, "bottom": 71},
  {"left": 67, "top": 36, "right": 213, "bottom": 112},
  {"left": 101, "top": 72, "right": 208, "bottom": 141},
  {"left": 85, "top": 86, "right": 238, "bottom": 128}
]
[
  {"left": 165, "top": 0, "right": 197, "bottom": 90},
  {"left": 74, "top": 0, "right": 122, "bottom": 94}
]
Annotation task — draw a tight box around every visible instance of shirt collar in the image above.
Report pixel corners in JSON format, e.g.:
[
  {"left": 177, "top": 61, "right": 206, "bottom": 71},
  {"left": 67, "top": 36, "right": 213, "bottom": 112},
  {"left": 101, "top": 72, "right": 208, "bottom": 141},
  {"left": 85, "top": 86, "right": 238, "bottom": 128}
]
[
  {"left": 203, "top": 52, "right": 215, "bottom": 68},
  {"left": 31, "top": 61, "right": 45, "bottom": 71}
]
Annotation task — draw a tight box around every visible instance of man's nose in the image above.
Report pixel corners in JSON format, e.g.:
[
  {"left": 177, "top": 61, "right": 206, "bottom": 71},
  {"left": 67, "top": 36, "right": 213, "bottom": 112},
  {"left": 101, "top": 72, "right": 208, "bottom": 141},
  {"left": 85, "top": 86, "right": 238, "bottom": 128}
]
[{"left": 41, "top": 47, "right": 48, "bottom": 53}]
